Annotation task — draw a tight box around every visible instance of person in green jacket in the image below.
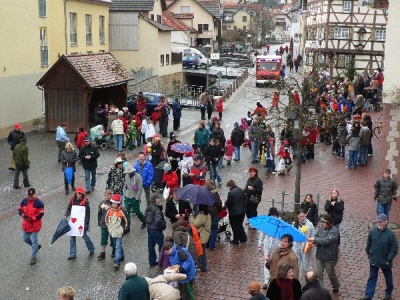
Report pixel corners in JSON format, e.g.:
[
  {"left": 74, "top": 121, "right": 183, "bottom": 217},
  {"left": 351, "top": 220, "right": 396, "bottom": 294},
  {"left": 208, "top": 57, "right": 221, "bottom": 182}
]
[
  {"left": 194, "top": 122, "right": 210, "bottom": 155},
  {"left": 13, "top": 136, "right": 30, "bottom": 189},
  {"left": 118, "top": 262, "right": 150, "bottom": 300}
]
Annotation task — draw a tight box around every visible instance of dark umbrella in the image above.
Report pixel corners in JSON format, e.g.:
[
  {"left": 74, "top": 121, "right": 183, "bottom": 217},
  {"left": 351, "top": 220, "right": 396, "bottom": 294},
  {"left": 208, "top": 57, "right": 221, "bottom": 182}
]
[
  {"left": 174, "top": 184, "right": 216, "bottom": 206},
  {"left": 64, "top": 166, "right": 74, "bottom": 185},
  {"left": 171, "top": 143, "right": 193, "bottom": 154},
  {"left": 50, "top": 219, "right": 71, "bottom": 245}
]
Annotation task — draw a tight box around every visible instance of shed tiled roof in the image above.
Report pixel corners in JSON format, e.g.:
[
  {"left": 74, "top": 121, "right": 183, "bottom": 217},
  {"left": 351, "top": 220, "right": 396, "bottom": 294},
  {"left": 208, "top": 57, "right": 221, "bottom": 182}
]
[
  {"left": 196, "top": 0, "right": 222, "bottom": 19},
  {"left": 109, "top": 0, "right": 155, "bottom": 11},
  {"left": 139, "top": 15, "right": 174, "bottom": 30},
  {"left": 163, "top": 11, "right": 197, "bottom": 32}
]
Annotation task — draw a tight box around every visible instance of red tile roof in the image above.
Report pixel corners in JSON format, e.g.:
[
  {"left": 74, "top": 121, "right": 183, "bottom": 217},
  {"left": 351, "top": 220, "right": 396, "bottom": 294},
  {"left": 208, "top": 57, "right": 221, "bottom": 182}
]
[{"left": 162, "top": 11, "right": 197, "bottom": 32}]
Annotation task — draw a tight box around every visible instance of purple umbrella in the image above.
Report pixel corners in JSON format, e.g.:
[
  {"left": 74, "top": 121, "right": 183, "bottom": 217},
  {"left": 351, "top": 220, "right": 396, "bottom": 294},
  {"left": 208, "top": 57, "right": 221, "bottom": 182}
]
[
  {"left": 171, "top": 143, "right": 193, "bottom": 154},
  {"left": 174, "top": 184, "right": 216, "bottom": 206}
]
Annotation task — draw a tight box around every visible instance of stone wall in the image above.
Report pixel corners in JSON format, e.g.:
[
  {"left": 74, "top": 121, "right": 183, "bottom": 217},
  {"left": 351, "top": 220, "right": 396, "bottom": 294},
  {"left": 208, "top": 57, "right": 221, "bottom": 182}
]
[
  {"left": 382, "top": 103, "right": 400, "bottom": 180},
  {"left": 127, "top": 72, "right": 184, "bottom": 95}
]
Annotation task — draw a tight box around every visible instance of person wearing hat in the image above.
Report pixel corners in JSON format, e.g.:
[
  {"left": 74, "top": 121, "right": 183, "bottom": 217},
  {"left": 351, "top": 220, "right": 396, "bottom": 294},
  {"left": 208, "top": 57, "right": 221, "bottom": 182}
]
[
  {"left": 13, "top": 136, "right": 31, "bottom": 189},
  {"left": 172, "top": 98, "right": 182, "bottom": 131},
  {"left": 7, "top": 123, "right": 25, "bottom": 171},
  {"left": 248, "top": 281, "right": 268, "bottom": 300},
  {"left": 106, "top": 157, "right": 125, "bottom": 196},
  {"left": 123, "top": 162, "right": 147, "bottom": 230},
  {"left": 151, "top": 135, "right": 166, "bottom": 168},
  {"left": 374, "top": 168, "right": 398, "bottom": 221},
  {"left": 64, "top": 186, "right": 95, "bottom": 260},
  {"left": 61, "top": 143, "right": 78, "bottom": 195},
  {"left": 189, "top": 156, "right": 207, "bottom": 186},
  {"left": 259, "top": 207, "right": 281, "bottom": 289},
  {"left": 111, "top": 111, "right": 125, "bottom": 152},
  {"left": 18, "top": 187, "right": 44, "bottom": 265},
  {"left": 105, "top": 194, "right": 128, "bottom": 269},
  {"left": 118, "top": 262, "right": 150, "bottom": 300},
  {"left": 56, "top": 123, "right": 70, "bottom": 162},
  {"left": 362, "top": 213, "right": 398, "bottom": 300},
  {"left": 145, "top": 193, "right": 167, "bottom": 267},
  {"left": 78, "top": 137, "right": 100, "bottom": 194},
  {"left": 230, "top": 121, "right": 245, "bottom": 161}
]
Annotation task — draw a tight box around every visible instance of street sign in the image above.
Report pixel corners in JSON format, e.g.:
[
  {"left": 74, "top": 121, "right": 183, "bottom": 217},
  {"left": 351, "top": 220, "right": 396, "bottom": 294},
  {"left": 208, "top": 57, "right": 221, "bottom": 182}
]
[
  {"left": 216, "top": 71, "right": 223, "bottom": 78},
  {"left": 210, "top": 53, "right": 220, "bottom": 60}
]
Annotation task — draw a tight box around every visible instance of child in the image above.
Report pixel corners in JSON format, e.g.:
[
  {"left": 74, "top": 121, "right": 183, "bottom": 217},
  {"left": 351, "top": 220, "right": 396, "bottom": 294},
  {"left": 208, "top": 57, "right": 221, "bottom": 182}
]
[
  {"left": 240, "top": 118, "right": 249, "bottom": 132},
  {"left": 124, "top": 120, "right": 137, "bottom": 150},
  {"left": 216, "top": 98, "right": 223, "bottom": 120},
  {"left": 96, "top": 189, "right": 114, "bottom": 260},
  {"left": 159, "top": 236, "right": 174, "bottom": 271},
  {"left": 224, "top": 139, "right": 235, "bottom": 165},
  {"left": 105, "top": 194, "right": 128, "bottom": 270},
  {"left": 265, "top": 138, "right": 276, "bottom": 174},
  {"left": 246, "top": 111, "right": 253, "bottom": 126}
]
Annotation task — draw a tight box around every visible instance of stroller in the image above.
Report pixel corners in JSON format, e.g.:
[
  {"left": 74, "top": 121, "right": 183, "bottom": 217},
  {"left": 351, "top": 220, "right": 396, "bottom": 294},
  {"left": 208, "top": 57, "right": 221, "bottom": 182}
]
[
  {"left": 151, "top": 160, "right": 167, "bottom": 193},
  {"left": 216, "top": 207, "right": 232, "bottom": 242},
  {"left": 90, "top": 124, "right": 113, "bottom": 150}
]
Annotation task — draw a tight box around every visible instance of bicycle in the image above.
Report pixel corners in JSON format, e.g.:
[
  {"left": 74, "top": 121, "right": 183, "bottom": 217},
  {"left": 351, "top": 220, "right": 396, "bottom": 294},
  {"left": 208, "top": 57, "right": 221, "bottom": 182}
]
[{"left": 373, "top": 116, "right": 383, "bottom": 139}]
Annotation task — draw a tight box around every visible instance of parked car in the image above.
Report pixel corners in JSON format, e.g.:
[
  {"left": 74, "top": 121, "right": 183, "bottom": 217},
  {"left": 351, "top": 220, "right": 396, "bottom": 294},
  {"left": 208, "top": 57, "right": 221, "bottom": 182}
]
[
  {"left": 127, "top": 92, "right": 166, "bottom": 115},
  {"left": 182, "top": 56, "right": 200, "bottom": 69}
]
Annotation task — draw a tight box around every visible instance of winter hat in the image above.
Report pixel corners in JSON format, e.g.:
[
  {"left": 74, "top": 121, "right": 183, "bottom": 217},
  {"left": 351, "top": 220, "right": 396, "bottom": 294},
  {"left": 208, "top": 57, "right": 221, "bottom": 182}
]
[
  {"left": 376, "top": 213, "right": 388, "bottom": 222},
  {"left": 84, "top": 137, "right": 90, "bottom": 142},
  {"left": 75, "top": 187, "right": 85, "bottom": 194},
  {"left": 124, "top": 262, "right": 137, "bottom": 275},
  {"left": 163, "top": 163, "right": 172, "bottom": 171},
  {"left": 118, "top": 111, "right": 123, "bottom": 117},
  {"left": 151, "top": 193, "right": 161, "bottom": 204},
  {"left": 153, "top": 134, "right": 161, "bottom": 141},
  {"left": 111, "top": 194, "right": 121, "bottom": 204},
  {"left": 170, "top": 132, "right": 176, "bottom": 140},
  {"left": 15, "top": 123, "right": 21, "bottom": 129},
  {"left": 268, "top": 207, "right": 279, "bottom": 216},
  {"left": 28, "top": 187, "right": 36, "bottom": 198},
  {"left": 234, "top": 122, "right": 239, "bottom": 127}
]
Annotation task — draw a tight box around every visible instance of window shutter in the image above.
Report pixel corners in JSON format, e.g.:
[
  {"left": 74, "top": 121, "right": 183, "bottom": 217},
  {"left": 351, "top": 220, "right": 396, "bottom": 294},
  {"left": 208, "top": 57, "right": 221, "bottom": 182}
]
[
  {"left": 370, "top": 28, "right": 375, "bottom": 41},
  {"left": 329, "top": 27, "right": 334, "bottom": 39},
  {"left": 349, "top": 27, "right": 354, "bottom": 40}
]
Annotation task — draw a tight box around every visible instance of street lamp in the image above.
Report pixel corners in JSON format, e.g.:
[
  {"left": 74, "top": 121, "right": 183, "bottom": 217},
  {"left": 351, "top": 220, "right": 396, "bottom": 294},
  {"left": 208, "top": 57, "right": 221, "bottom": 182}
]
[{"left": 204, "top": 44, "right": 211, "bottom": 91}]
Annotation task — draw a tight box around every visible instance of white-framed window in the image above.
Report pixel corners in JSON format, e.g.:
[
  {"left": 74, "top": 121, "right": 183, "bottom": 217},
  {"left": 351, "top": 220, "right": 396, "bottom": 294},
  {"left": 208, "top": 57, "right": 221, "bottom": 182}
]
[
  {"left": 39, "top": 0, "right": 46, "bottom": 17},
  {"left": 40, "top": 27, "right": 48, "bottom": 67},
  {"left": 181, "top": 6, "right": 190, "bottom": 13},
  {"left": 338, "top": 55, "right": 352, "bottom": 68},
  {"left": 160, "top": 55, "right": 164, "bottom": 66},
  {"left": 70, "top": 13, "right": 77, "bottom": 45},
  {"left": 375, "top": 29, "right": 386, "bottom": 41},
  {"left": 343, "top": 1, "right": 352, "bottom": 13},
  {"left": 99, "top": 16, "right": 105, "bottom": 44},
  {"left": 86, "top": 14, "right": 92, "bottom": 45},
  {"left": 334, "top": 27, "right": 350, "bottom": 39}
]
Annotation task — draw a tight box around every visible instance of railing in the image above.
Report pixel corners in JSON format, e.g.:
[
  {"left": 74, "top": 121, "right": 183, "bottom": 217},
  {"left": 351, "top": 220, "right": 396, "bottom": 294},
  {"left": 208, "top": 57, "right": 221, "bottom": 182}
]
[{"left": 267, "top": 190, "right": 321, "bottom": 213}]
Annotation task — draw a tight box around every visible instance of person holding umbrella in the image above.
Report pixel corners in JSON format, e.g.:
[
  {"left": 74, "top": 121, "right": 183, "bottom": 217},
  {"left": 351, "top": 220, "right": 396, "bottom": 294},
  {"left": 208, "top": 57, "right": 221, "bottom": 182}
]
[
  {"left": 165, "top": 191, "right": 192, "bottom": 224},
  {"left": 19, "top": 187, "right": 44, "bottom": 265},
  {"left": 61, "top": 143, "right": 78, "bottom": 195},
  {"left": 225, "top": 179, "right": 247, "bottom": 245},
  {"left": 167, "top": 133, "right": 183, "bottom": 186},
  {"left": 245, "top": 167, "right": 263, "bottom": 227}
]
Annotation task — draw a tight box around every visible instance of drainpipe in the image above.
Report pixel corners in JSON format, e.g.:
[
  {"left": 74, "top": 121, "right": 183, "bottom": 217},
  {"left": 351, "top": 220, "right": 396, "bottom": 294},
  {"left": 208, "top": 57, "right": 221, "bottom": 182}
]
[
  {"left": 37, "top": 85, "right": 45, "bottom": 115},
  {"left": 64, "top": 0, "right": 69, "bottom": 54}
]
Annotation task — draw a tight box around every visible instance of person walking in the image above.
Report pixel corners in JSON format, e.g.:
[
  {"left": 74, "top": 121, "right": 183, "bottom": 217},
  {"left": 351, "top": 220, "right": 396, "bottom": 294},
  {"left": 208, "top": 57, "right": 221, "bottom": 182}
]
[
  {"left": 172, "top": 98, "right": 182, "bottom": 131},
  {"left": 79, "top": 137, "right": 100, "bottom": 194},
  {"left": 230, "top": 122, "right": 245, "bottom": 161},
  {"left": 199, "top": 90, "right": 210, "bottom": 120},
  {"left": 362, "top": 213, "right": 398, "bottom": 300},
  {"left": 106, "top": 158, "right": 125, "bottom": 196},
  {"left": 134, "top": 152, "right": 154, "bottom": 207},
  {"left": 145, "top": 194, "right": 167, "bottom": 267},
  {"left": 194, "top": 122, "right": 210, "bottom": 155},
  {"left": 123, "top": 163, "right": 147, "bottom": 231},
  {"left": 64, "top": 187, "right": 95, "bottom": 260},
  {"left": 225, "top": 179, "right": 247, "bottom": 245},
  {"left": 118, "top": 262, "right": 150, "bottom": 300},
  {"left": 248, "top": 118, "right": 263, "bottom": 163},
  {"left": 61, "top": 143, "right": 78, "bottom": 195},
  {"left": 13, "top": 136, "right": 31, "bottom": 189},
  {"left": 374, "top": 168, "right": 398, "bottom": 220},
  {"left": 307, "top": 214, "right": 340, "bottom": 294},
  {"left": 18, "top": 187, "right": 44, "bottom": 265},
  {"left": 7, "top": 123, "right": 25, "bottom": 171},
  {"left": 56, "top": 123, "right": 69, "bottom": 162}
]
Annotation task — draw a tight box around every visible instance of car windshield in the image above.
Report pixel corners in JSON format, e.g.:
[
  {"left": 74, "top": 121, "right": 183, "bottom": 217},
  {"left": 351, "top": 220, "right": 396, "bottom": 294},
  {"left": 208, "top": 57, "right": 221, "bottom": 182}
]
[
  {"left": 145, "top": 95, "right": 156, "bottom": 103},
  {"left": 257, "top": 62, "right": 279, "bottom": 71}
]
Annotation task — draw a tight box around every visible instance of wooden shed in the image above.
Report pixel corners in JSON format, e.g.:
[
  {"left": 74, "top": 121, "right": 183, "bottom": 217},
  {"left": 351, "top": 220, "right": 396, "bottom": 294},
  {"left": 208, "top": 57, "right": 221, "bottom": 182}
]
[{"left": 36, "top": 52, "right": 133, "bottom": 132}]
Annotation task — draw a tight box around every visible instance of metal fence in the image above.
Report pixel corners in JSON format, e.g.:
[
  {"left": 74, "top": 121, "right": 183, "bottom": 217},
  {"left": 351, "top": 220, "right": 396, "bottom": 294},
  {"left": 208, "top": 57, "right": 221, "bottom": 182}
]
[{"left": 267, "top": 190, "right": 321, "bottom": 213}]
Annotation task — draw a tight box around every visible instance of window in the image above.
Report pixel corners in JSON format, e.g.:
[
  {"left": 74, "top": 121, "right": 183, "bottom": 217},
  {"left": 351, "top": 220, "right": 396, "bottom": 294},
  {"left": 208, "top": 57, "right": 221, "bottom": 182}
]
[
  {"left": 343, "top": 1, "right": 352, "bottom": 13},
  {"left": 243, "top": 26, "right": 246, "bottom": 30},
  {"left": 39, "top": 0, "right": 46, "bottom": 17},
  {"left": 334, "top": 27, "right": 350, "bottom": 39},
  {"left": 375, "top": 29, "right": 386, "bottom": 41},
  {"left": 166, "top": 54, "right": 170, "bottom": 65},
  {"left": 160, "top": 55, "right": 164, "bottom": 66},
  {"left": 86, "top": 14, "right": 92, "bottom": 45},
  {"left": 40, "top": 28, "right": 48, "bottom": 67},
  {"left": 157, "top": 15, "right": 161, "bottom": 23},
  {"left": 181, "top": 6, "right": 190, "bottom": 13},
  {"left": 70, "top": 12, "right": 77, "bottom": 45},
  {"left": 99, "top": 16, "right": 105, "bottom": 44},
  {"left": 198, "top": 24, "right": 209, "bottom": 33},
  {"left": 242, "top": 16, "right": 247, "bottom": 22},
  {"left": 151, "top": 14, "right": 154, "bottom": 20},
  {"left": 337, "top": 55, "right": 352, "bottom": 68}
]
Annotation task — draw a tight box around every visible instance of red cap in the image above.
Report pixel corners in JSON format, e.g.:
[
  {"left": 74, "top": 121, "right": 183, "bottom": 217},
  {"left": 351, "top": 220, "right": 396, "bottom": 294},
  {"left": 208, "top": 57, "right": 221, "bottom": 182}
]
[
  {"left": 111, "top": 194, "right": 121, "bottom": 204},
  {"left": 15, "top": 123, "right": 21, "bottom": 129},
  {"left": 75, "top": 187, "right": 84, "bottom": 194}
]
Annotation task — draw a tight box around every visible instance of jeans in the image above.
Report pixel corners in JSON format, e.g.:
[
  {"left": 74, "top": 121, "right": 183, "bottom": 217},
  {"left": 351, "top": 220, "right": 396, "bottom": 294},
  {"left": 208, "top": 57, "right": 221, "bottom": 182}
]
[
  {"left": 337, "top": 145, "right": 345, "bottom": 158},
  {"left": 14, "top": 164, "right": 30, "bottom": 188},
  {"left": 124, "top": 197, "right": 145, "bottom": 223},
  {"left": 347, "top": 150, "right": 358, "bottom": 168},
  {"left": 208, "top": 163, "right": 221, "bottom": 184},
  {"left": 69, "top": 230, "right": 95, "bottom": 257},
  {"left": 218, "top": 156, "right": 223, "bottom": 169},
  {"left": 147, "top": 229, "right": 164, "bottom": 266},
  {"left": 234, "top": 146, "right": 240, "bottom": 160},
  {"left": 377, "top": 202, "right": 391, "bottom": 220},
  {"left": 23, "top": 231, "right": 38, "bottom": 257},
  {"left": 197, "top": 244, "right": 207, "bottom": 271},
  {"left": 113, "top": 237, "right": 125, "bottom": 264},
  {"left": 114, "top": 134, "right": 124, "bottom": 151},
  {"left": 365, "top": 264, "right": 393, "bottom": 298},
  {"left": 316, "top": 259, "right": 340, "bottom": 290},
  {"left": 229, "top": 213, "right": 247, "bottom": 243},
  {"left": 368, "top": 142, "right": 373, "bottom": 155},
  {"left": 84, "top": 168, "right": 96, "bottom": 191},
  {"left": 136, "top": 133, "right": 142, "bottom": 147},
  {"left": 250, "top": 141, "right": 260, "bottom": 162},
  {"left": 208, "top": 216, "right": 219, "bottom": 249},
  {"left": 358, "top": 145, "right": 368, "bottom": 165}
]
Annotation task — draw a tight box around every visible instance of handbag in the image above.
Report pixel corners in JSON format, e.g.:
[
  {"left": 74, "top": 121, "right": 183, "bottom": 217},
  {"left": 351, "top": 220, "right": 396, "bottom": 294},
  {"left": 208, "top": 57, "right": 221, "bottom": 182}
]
[
  {"left": 163, "top": 185, "right": 170, "bottom": 200},
  {"left": 248, "top": 194, "right": 261, "bottom": 204}
]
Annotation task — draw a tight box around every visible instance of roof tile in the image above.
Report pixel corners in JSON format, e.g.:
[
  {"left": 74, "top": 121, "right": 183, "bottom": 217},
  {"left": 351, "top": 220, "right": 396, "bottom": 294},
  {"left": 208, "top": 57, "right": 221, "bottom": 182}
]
[{"left": 109, "top": 0, "right": 155, "bottom": 11}]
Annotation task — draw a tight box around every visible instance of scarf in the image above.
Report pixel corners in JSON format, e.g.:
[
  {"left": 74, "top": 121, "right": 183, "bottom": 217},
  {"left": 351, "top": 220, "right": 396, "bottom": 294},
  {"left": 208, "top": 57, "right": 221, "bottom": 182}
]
[{"left": 276, "top": 278, "right": 294, "bottom": 300}]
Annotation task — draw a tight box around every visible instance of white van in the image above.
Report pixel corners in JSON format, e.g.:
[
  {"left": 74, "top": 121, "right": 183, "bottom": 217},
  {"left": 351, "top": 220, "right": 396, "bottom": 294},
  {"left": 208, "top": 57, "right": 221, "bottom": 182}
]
[{"left": 172, "top": 47, "right": 212, "bottom": 69}]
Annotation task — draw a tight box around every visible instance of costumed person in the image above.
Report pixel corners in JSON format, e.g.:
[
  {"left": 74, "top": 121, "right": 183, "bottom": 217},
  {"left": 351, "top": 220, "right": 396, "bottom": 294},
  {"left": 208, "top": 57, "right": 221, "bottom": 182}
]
[
  {"left": 106, "top": 158, "right": 125, "bottom": 197},
  {"left": 178, "top": 150, "right": 194, "bottom": 186}
]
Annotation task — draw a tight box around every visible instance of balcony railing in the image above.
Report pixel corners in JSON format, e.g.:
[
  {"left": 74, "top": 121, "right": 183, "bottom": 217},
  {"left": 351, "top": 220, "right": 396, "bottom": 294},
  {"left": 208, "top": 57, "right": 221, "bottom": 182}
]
[{"left": 41, "top": 46, "right": 48, "bottom": 67}]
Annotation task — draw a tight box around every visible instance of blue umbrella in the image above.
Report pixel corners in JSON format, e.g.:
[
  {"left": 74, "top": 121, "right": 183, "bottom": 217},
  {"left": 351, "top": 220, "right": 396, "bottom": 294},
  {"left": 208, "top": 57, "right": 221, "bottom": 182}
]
[
  {"left": 174, "top": 184, "right": 216, "bottom": 206},
  {"left": 64, "top": 166, "right": 74, "bottom": 185},
  {"left": 171, "top": 143, "right": 193, "bottom": 154},
  {"left": 249, "top": 215, "right": 307, "bottom": 242},
  {"left": 50, "top": 218, "right": 71, "bottom": 245}
]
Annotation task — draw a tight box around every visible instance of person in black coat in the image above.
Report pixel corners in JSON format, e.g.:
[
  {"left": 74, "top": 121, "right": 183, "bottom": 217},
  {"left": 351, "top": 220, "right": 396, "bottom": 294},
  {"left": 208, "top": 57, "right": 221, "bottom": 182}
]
[
  {"left": 225, "top": 179, "right": 247, "bottom": 245},
  {"left": 299, "top": 193, "right": 319, "bottom": 227},
  {"left": 244, "top": 167, "right": 263, "bottom": 222},
  {"left": 324, "top": 188, "right": 344, "bottom": 228},
  {"left": 167, "top": 133, "right": 183, "bottom": 186},
  {"left": 165, "top": 193, "right": 192, "bottom": 223},
  {"left": 300, "top": 271, "right": 332, "bottom": 300},
  {"left": 7, "top": 123, "right": 25, "bottom": 171},
  {"left": 230, "top": 122, "right": 245, "bottom": 161},
  {"left": 78, "top": 137, "right": 100, "bottom": 194}
]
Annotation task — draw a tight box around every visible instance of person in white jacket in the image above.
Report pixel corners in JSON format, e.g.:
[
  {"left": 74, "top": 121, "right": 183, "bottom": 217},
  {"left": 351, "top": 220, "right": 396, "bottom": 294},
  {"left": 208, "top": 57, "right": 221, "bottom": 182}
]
[
  {"left": 111, "top": 111, "right": 125, "bottom": 151},
  {"left": 258, "top": 207, "right": 281, "bottom": 289},
  {"left": 178, "top": 152, "right": 194, "bottom": 186},
  {"left": 142, "top": 116, "right": 156, "bottom": 143}
]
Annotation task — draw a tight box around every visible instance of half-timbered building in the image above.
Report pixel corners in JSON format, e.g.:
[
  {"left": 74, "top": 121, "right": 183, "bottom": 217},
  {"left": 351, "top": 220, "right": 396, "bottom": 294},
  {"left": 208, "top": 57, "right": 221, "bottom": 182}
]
[{"left": 303, "top": 0, "right": 388, "bottom": 76}]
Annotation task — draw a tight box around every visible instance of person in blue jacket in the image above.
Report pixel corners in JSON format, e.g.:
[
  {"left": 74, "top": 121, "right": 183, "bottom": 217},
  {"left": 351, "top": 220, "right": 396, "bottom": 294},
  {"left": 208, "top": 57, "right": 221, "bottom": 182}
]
[
  {"left": 163, "top": 242, "right": 196, "bottom": 300},
  {"left": 134, "top": 152, "right": 154, "bottom": 207}
]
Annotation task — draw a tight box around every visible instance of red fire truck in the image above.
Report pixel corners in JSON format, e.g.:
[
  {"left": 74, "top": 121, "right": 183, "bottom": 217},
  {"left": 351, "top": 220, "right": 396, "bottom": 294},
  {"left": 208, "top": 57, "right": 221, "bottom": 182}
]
[{"left": 255, "top": 55, "right": 282, "bottom": 87}]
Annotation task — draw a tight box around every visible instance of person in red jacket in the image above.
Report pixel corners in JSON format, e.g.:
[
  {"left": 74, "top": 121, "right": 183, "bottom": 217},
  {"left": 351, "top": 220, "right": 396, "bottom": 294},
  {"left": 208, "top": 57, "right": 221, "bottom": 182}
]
[
  {"left": 189, "top": 157, "right": 207, "bottom": 186},
  {"left": 216, "top": 97, "right": 224, "bottom": 120},
  {"left": 75, "top": 127, "right": 88, "bottom": 150},
  {"left": 18, "top": 187, "right": 45, "bottom": 265},
  {"left": 162, "top": 163, "right": 178, "bottom": 198}
]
